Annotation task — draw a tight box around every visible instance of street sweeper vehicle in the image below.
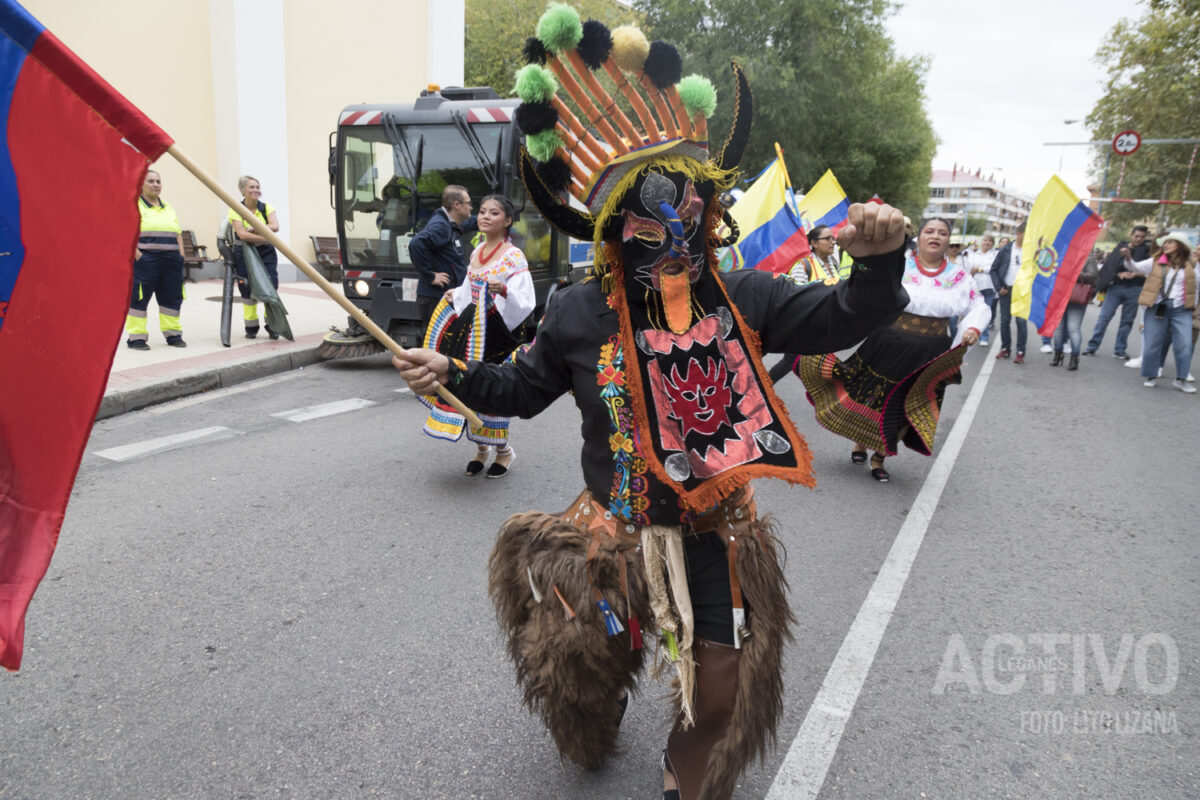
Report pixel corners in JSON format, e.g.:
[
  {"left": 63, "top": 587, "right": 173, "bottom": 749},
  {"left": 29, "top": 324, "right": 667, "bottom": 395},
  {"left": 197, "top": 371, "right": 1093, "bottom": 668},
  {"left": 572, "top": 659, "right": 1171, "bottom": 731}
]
[{"left": 317, "top": 86, "right": 587, "bottom": 359}]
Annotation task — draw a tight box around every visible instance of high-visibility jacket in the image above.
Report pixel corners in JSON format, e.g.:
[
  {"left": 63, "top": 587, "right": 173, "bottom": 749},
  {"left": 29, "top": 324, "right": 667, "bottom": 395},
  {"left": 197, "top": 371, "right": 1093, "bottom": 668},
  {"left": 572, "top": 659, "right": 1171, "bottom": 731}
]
[
  {"left": 227, "top": 200, "right": 276, "bottom": 245},
  {"left": 138, "top": 195, "right": 181, "bottom": 253}
]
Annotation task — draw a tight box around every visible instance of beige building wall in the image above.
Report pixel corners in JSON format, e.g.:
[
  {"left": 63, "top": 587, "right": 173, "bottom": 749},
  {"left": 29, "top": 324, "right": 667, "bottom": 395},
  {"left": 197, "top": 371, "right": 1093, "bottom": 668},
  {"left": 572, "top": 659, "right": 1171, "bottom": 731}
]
[
  {"left": 281, "top": 0, "right": 433, "bottom": 270},
  {"left": 23, "top": 0, "right": 219, "bottom": 255},
  {"left": 22, "top": 0, "right": 458, "bottom": 277}
]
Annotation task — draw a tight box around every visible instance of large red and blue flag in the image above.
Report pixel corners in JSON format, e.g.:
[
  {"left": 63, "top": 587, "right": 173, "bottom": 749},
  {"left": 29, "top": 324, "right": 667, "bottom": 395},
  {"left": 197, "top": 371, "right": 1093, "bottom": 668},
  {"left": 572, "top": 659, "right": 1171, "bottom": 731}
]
[
  {"left": 1012, "top": 176, "right": 1104, "bottom": 336},
  {"left": 0, "top": 0, "right": 173, "bottom": 670}
]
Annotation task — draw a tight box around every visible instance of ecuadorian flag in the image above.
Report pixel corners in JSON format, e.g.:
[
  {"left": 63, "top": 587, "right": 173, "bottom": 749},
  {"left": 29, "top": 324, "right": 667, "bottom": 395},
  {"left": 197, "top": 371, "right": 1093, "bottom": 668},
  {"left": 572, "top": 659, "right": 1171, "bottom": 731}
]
[
  {"left": 724, "top": 156, "right": 810, "bottom": 274},
  {"left": 795, "top": 169, "right": 851, "bottom": 233},
  {"left": 1012, "top": 176, "right": 1104, "bottom": 336}
]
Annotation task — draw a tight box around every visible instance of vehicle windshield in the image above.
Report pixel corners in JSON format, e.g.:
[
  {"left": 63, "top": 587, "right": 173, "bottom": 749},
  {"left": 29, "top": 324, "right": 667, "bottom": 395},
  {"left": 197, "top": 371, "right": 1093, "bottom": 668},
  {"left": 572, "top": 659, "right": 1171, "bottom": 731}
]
[
  {"left": 338, "top": 120, "right": 562, "bottom": 281},
  {"left": 338, "top": 123, "right": 503, "bottom": 268}
]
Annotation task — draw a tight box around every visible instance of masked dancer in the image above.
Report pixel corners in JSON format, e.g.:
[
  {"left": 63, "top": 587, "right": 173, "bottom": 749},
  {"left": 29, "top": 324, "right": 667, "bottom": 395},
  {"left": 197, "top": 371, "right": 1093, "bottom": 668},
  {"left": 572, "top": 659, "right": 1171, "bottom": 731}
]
[{"left": 394, "top": 7, "right": 909, "bottom": 798}]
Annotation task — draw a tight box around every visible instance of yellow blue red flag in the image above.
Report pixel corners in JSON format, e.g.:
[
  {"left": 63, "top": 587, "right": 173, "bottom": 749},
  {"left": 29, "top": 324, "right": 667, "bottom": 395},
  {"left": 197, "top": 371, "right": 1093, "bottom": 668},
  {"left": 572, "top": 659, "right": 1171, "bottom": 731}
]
[
  {"left": 795, "top": 169, "right": 851, "bottom": 234},
  {"left": 1012, "top": 176, "right": 1104, "bottom": 335},
  {"left": 722, "top": 154, "right": 810, "bottom": 274}
]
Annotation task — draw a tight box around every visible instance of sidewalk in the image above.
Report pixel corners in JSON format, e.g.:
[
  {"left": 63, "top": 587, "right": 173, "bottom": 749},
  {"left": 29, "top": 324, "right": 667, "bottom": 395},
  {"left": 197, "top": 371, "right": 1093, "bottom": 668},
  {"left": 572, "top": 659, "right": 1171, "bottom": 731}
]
[{"left": 99, "top": 276, "right": 351, "bottom": 419}]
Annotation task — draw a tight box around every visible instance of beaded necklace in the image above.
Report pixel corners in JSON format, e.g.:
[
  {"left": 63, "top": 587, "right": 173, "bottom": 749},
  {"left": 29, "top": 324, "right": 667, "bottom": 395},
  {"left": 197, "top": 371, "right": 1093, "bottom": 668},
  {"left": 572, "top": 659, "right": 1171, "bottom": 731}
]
[
  {"left": 915, "top": 255, "right": 947, "bottom": 277},
  {"left": 477, "top": 237, "right": 509, "bottom": 265}
]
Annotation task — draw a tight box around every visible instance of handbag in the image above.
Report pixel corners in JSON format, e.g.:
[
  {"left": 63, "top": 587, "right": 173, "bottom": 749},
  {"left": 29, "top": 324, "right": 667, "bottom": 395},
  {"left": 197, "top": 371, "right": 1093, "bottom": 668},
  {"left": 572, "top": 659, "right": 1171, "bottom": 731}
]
[{"left": 1069, "top": 282, "right": 1097, "bottom": 305}]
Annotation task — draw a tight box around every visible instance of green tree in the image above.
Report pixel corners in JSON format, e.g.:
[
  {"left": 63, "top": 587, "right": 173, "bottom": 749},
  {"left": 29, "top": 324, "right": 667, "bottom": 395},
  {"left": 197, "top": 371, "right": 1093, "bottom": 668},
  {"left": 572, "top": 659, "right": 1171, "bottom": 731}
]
[
  {"left": 465, "top": 0, "right": 638, "bottom": 96},
  {"left": 634, "top": 0, "right": 937, "bottom": 218},
  {"left": 1086, "top": 0, "right": 1200, "bottom": 232}
]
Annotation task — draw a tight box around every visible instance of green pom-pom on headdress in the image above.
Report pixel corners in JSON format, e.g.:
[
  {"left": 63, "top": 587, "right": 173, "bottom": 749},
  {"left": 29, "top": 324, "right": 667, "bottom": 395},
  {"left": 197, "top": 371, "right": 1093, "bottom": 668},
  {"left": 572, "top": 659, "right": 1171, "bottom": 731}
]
[
  {"left": 526, "top": 128, "right": 564, "bottom": 162},
  {"left": 678, "top": 75, "right": 717, "bottom": 118},
  {"left": 537, "top": 2, "right": 582, "bottom": 54},
  {"left": 514, "top": 63, "right": 559, "bottom": 104}
]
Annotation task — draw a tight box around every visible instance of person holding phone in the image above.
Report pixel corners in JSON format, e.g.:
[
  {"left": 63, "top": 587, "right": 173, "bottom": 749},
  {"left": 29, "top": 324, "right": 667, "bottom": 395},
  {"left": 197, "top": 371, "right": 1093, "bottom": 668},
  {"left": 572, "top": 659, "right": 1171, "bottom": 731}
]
[{"left": 1127, "top": 232, "right": 1197, "bottom": 392}]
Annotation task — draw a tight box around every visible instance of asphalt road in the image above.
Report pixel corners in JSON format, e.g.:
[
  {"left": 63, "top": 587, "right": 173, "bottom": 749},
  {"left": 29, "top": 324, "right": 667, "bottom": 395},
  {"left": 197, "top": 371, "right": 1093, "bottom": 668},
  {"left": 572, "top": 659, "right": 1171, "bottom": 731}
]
[{"left": 4, "top": 319, "right": 1197, "bottom": 800}]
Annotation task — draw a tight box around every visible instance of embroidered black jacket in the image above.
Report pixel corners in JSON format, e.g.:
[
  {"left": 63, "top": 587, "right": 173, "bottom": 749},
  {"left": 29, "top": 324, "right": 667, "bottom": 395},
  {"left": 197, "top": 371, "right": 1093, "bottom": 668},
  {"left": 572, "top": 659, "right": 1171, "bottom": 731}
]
[{"left": 448, "top": 246, "right": 909, "bottom": 524}]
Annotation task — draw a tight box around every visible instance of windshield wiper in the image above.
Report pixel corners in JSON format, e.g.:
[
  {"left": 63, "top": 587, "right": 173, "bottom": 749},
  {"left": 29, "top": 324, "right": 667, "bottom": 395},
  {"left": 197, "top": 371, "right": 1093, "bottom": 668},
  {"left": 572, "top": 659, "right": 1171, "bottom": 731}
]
[
  {"left": 383, "top": 113, "right": 422, "bottom": 197},
  {"left": 450, "top": 110, "right": 499, "bottom": 193}
]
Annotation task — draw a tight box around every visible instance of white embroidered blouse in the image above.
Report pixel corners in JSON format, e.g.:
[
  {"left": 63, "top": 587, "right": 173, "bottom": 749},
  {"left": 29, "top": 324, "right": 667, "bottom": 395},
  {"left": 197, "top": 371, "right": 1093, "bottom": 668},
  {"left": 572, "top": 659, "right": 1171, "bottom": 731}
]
[
  {"left": 449, "top": 241, "right": 536, "bottom": 332},
  {"left": 900, "top": 254, "right": 991, "bottom": 346}
]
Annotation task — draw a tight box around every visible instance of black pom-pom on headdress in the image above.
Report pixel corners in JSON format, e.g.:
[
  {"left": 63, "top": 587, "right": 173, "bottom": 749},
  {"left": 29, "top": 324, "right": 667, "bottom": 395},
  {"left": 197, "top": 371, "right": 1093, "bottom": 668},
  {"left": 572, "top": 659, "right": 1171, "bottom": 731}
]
[
  {"left": 643, "top": 41, "right": 682, "bottom": 89},
  {"left": 523, "top": 36, "right": 548, "bottom": 65},
  {"left": 578, "top": 20, "right": 613, "bottom": 70},
  {"left": 515, "top": 102, "right": 559, "bottom": 136},
  {"left": 535, "top": 156, "right": 572, "bottom": 195}
]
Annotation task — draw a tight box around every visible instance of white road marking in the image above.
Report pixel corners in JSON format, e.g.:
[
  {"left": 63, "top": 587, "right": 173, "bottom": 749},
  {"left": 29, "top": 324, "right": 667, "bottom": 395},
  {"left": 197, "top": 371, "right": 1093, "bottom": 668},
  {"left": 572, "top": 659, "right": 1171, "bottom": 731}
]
[
  {"left": 147, "top": 372, "right": 303, "bottom": 414},
  {"left": 394, "top": 387, "right": 411, "bottom": 395},
  {"left": 93, "top": 426, "right": 245, "bottom": 462},
  {"left": 767, "top": 352, "right": 997, "bottom": 800},
  {"left": 269, "top": 398, "right": 376, "bottom": 422}
]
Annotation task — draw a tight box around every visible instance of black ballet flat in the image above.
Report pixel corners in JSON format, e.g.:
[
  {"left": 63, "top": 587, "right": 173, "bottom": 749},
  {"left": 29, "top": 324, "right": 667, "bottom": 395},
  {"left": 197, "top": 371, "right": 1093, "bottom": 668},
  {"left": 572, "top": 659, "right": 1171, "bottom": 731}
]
[
  {"left": 871, "top": 467, "right": 890, "bottom": 482},
  {"left": 465, "top": 459, "right": 486, "bottom": 476},
  {"left": 486, "top": 449, "right": 514, "bottom": 478},
  {"left": 851, "top": 450, "right": 868, "bottom": 464}
]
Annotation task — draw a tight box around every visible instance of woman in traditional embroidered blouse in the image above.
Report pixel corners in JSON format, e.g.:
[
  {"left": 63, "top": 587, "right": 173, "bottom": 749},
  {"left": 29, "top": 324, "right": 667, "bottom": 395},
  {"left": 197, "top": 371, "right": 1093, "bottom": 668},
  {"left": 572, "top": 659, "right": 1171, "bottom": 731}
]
[
  {"left": 796, "top": 217, "right": 989, "bottom": 482},
  {"left": 418, "top": 194, "right": 535, "bottom": 475},
  {"left": 1126, "top": 232, "right": 1197, "bottom": 392}
]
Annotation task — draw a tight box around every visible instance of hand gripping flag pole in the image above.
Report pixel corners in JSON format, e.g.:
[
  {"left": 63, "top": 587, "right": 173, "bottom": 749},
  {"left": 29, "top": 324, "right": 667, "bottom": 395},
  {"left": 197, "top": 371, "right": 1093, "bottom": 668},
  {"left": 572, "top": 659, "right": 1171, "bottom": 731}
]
[{"left": 165, "top": 145, "right": 483, "bottom": 429}]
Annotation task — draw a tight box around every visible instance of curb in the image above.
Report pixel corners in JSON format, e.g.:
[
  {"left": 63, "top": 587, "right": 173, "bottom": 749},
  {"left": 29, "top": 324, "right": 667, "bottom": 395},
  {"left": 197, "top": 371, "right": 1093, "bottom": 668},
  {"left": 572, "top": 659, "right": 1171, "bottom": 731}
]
[{"left": 98, "top": 346, "right": 324, "bottom": 420}]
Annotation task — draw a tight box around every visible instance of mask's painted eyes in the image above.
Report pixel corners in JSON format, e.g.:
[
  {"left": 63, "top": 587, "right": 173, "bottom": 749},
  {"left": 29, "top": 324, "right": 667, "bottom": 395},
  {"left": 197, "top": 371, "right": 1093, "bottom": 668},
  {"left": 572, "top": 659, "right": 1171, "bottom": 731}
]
[
  {"left": 622, "top": 212, "right": 666, "bottom": 247},
  {"left": 676, "top": 182, "right": 704, "bottom": 237}
]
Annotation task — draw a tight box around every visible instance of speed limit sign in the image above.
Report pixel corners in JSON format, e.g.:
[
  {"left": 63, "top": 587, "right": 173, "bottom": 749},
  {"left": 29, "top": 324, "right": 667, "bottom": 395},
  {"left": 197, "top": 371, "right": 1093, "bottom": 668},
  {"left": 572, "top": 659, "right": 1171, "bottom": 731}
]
[{"left": 1113, "top": 130, "right": 1141, "bottom": 156}]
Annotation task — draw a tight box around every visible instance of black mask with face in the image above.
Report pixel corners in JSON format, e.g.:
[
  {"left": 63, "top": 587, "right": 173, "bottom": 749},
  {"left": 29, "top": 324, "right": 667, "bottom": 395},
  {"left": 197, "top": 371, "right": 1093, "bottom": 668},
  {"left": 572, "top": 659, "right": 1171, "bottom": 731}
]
[{"left": 609, "top": 167, "right": 716, "bottom": 334}]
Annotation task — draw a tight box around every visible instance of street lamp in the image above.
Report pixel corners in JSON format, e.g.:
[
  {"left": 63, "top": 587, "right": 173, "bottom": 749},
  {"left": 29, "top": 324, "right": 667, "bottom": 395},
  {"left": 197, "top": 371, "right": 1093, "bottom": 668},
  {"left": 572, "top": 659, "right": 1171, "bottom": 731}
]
[{"left": 1060, "top": 119, "right": 1082, "bottom": 172}]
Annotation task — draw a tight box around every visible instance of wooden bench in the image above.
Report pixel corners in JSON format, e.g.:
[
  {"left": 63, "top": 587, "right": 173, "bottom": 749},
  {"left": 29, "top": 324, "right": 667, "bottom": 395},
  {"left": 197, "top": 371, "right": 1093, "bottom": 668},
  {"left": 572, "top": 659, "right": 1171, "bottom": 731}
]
[
  {"left": 310, "top": 235, "right": 342, "bottom": 279},
  {"left": 180, "top": 230, "right": 217, "bottom": 281}
]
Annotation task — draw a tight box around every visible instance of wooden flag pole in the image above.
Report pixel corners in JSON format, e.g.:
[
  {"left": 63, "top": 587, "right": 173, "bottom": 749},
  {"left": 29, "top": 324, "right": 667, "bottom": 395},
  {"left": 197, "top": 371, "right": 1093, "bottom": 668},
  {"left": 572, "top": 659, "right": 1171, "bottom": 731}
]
[{"left": 166, "top": 144, "right": 483, "bottom": 428}]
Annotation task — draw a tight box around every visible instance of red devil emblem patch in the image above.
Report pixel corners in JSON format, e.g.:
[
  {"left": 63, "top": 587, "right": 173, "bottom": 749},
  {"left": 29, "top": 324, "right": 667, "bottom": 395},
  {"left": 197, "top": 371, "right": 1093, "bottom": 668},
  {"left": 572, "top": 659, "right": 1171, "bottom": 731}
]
[{"left": 641, "top": 309, "right": 786, "bottom": 481}]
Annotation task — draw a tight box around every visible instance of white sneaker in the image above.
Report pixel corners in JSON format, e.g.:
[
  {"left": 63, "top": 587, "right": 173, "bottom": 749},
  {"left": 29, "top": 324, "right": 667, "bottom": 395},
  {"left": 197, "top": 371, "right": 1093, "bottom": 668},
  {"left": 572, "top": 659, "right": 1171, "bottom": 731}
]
[
  {"left": 1125, "top": 356, "right": 1143, "bottom": 369},
  {"left": 1188, "top": 373, "right": 1196, "bottom": 382},
  {"left": 1143, "top": 379, "right": 1156, "bottom": 388},
  {"left": 979, "top": 338, "right": 990, "bottom": 347},
  {"left": 1174, "top": 379, "right": 1197, "bottom": 394},
  {"left": 1040, "top": 343, "right": 1053, "bottom": 353},
  {"left": 1158, "top": 367, "right": 1164, "bottom": 377},
  {"left": 1064, "top": 342, "right": 1073, "bottom": 353}
]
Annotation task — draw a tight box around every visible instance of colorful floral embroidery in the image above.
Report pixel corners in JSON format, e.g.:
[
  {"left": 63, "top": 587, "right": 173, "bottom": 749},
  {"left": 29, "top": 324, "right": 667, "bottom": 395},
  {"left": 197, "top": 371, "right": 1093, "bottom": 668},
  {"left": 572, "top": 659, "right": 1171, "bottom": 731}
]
[
  {"left": 597, "top": 335, "right": 650, "bottom": 523},
  {"left": 597, "top": 364, "right": 625, "bottom": 387}
]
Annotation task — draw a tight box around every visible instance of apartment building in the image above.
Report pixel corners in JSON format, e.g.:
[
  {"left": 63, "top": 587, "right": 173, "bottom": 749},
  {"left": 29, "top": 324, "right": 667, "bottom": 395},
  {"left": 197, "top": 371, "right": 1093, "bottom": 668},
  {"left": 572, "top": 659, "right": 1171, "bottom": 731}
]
[{"left": 924, "top": 166, "right": 1032, "bottom": 240}]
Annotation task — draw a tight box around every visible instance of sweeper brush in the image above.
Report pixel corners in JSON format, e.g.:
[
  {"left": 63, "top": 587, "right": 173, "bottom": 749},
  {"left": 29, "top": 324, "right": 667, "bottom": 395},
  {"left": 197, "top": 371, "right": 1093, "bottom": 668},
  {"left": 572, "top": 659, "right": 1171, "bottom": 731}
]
[{"left": 316, "top": 326, "right": 387, "bottom": 360}]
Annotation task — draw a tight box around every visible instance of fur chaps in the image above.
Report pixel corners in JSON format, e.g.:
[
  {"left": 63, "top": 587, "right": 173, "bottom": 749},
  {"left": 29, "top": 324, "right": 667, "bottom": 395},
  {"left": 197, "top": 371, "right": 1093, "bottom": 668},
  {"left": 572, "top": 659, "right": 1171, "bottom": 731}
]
[{"left": 488, "top": 509, "right": 653, "bottom": 770}]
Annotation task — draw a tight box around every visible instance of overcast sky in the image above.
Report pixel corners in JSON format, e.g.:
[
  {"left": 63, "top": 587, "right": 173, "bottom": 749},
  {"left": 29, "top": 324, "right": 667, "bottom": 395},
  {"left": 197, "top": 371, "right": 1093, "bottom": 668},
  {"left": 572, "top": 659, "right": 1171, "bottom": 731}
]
[{"left": 885, "top": 0, "right": 1140, "bottom": 201}]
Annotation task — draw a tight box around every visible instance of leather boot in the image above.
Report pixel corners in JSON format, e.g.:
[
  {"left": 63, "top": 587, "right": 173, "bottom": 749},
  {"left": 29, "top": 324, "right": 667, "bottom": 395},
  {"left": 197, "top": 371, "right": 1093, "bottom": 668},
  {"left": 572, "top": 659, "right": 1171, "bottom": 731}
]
[
  {"left": 1068, "top": 354, "right": 1079, "bottom": 371},
  {"left": 665, "top": 639, "right": 740, "bottom": 800},
  {"left": 1050, "top": 351, "right": 1064, "bottom": 367}
]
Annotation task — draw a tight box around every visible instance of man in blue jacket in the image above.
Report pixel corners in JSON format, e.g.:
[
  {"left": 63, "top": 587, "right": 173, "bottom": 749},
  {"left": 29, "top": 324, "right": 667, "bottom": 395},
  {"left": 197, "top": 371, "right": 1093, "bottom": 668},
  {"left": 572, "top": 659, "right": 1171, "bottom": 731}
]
[
  {"left": 409, "top": 185, "right": 477, "bottom": 331},
  {"left": 989, "top": 222, "right": 1028, "bottom": 363}
]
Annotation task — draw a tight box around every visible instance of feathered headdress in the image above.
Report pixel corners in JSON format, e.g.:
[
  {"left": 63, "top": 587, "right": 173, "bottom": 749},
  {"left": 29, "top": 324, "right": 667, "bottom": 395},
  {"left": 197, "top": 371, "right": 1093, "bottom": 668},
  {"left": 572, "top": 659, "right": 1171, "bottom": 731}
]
[{"left": 513, "top": 3, "right": 752, "bottom": 243}]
